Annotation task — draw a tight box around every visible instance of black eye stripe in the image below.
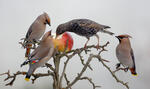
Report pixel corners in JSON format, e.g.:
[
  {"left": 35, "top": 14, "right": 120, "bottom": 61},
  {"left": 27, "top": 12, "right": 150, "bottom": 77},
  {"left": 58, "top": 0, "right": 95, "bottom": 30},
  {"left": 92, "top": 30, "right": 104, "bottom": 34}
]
[{"left": 119, "top": 37, "right": 123, "bottom": 39}]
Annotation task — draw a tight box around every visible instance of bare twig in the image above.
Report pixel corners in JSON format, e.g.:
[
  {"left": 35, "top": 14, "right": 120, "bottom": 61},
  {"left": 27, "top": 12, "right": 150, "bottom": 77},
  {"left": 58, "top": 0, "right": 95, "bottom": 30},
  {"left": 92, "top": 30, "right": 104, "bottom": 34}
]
[
  {"left": 45, "top": 63, "right": 55, "bottom": 72},
  {"left": 59, "top": 58, "right": 70, "bottom": 88},
  {"left": 31, "top": 70, "right": 54, "bottom": 84},
  {"left": 0, "top": 69, "right": 54, "bottom": 86},
  {"left": 0, "top": 70, "right": 26, "bottom": 86},
  {"left": 78, "top": 53, "right": 93, "bottom": 70},
  {"left": 59, "top": 42, "right": 110, "bottom": 58},
  {"left": 113, "top": 67, "right": 128, "bottom": 73},
  {"left": 64, "top": 73, "right": 70, "bottom": 86},
  {"left": 93, "top": 55, "right": 129, "bottom": 89},
  {"left": 65, "top": 54, "right": 95, "bottom": 89},
  {"left": 98, "top": 41, "right": 109, "bottom": 55},
  {"left": 80, "top": 76, "right": 101, "bottom": 89}
]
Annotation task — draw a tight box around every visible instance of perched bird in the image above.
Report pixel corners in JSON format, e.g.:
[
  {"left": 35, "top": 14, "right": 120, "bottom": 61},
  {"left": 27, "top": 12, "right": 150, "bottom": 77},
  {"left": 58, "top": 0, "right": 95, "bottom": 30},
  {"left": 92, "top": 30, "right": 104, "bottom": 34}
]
[
  {"left": 116, "top": 34, "right": 137, "bottom": 76},
  {"left": 56, "top": 19, "right": 114, "bottom": 49},
  {"left": 21, "top": 31, "right": 55, "bottom": 81},
  {"left": 23, "top": 12, "right": 51, "bottom": 57},
  {"left": 52, "top": 32, "right": 73, "bottom": 52}
]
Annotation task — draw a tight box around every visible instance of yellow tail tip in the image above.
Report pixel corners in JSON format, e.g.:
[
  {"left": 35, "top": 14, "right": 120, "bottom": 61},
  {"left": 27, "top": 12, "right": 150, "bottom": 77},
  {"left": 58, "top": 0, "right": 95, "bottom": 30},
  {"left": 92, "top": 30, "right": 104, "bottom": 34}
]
[
  {"left": 25, "top": 78, "right": 30, "bottom": 81},
  {"left": 132, "top": 74, "right": 138, "bottom": 76}
]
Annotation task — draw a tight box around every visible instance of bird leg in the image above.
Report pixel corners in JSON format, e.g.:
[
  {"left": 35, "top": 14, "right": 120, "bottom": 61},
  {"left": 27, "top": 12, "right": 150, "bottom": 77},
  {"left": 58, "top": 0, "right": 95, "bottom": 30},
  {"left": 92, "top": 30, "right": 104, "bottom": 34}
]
[
  {"left": 84, "top": 38, "right": 90, "bottom": 49},
  {"left": 95, "top": 34, "right": 100, "bottom": 50},
  {"left": 32, "top": 39, "right": 41, "bottom": 48},
  {"left": 114, "top": 63, "right": 129, "bottom": 73}
]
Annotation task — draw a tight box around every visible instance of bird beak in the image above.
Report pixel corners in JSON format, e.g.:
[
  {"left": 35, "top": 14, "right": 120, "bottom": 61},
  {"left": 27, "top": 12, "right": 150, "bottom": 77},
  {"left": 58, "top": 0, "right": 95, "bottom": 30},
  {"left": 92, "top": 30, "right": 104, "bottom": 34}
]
[
  {"left": 115, "top": 36, "right": 120, "bottom": 40},
  {"left": 46, "top": 19, "right": 51, "bottom": 26}
]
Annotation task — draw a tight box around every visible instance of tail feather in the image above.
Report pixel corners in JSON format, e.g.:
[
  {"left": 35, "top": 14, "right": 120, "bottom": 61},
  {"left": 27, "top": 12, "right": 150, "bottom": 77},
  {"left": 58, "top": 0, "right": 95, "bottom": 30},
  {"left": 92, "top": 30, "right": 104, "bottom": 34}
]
[
  {"left": 103, "top": 25, "right": 111, "bottom": 29},
  {"left": 25, "top": 44, "right": 32, "bottom": 57},
  {"left": 25, "top": 67, "right": 35, "bottom": 81},
  {"left": 25, "top": 74, "right": 31, "bottom": 82},
  {"left": 100, "top": 25, "right": 114, "bottom": 35},
  {"left": 130, "top": 68, "right": 137, "bottom": 76},
  {"left": 101, "top": 29, "right": 114, "bottom": 35}
]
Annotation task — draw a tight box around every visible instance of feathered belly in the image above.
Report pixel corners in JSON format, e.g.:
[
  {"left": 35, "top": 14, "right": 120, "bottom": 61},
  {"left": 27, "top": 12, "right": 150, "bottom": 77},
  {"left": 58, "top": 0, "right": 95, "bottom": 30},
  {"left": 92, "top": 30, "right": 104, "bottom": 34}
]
[{"left": 116, "top": 51, "right": 133, "bottom": 68}]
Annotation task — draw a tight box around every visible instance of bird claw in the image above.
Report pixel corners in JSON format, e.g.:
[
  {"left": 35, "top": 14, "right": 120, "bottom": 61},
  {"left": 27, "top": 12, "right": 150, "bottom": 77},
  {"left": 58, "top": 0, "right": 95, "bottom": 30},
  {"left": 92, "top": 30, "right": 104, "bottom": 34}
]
[
  {"left": 124, "top": 68, "right": 129, "bottom": 72},
  {"left": 116, "top": 63, "right": 121, "bottom": 69},
  {"left": 84, "top": 45, "right": 87, "bottom": 49},
  {"left": 96, "top": 44, "right": 100, "bottom": 50}
]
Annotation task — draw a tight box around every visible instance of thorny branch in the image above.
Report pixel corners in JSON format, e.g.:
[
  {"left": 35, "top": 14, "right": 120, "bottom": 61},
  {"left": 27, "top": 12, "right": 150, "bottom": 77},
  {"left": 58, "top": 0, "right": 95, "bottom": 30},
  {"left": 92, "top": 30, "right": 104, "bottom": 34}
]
[
  {"left": 0, "top": 70, "right": 53, "bottom": 86},
  {"left": 92, "top": 55, "right": 129, "bottom": 89},
  {"left": 65, "top": 54, "right": 98, "bottom": 89},
  {"left": 0, "top": 41, "right": 129, "bottom": 89},
  {"left": 80, "top": 76, "right": 101, "bottom": 89}
]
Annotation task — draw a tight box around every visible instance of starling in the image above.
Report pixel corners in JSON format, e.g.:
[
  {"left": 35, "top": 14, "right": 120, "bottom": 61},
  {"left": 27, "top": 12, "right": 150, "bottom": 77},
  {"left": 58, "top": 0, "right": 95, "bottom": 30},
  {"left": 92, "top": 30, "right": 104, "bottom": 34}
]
[{"left": 56, "top": 19, "right": 114, "bottom": 48}]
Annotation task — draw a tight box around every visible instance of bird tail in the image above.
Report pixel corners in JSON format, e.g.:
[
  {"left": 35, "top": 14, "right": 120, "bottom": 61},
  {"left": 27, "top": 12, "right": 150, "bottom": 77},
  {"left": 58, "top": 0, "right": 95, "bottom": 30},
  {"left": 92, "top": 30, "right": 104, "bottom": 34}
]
[
  {"left": 103, "top": 25, "right": 111, "bottom": 29},
  {"left": 129, "top": 68, "right": 137, "bottom": 76},
  {"left": 25, "top": 44, "right": 32, "bottom": 58},
  {"left": 101, "top": 29, "right": 114, "bottom": 35},
  {"left": 25, "top": 74, "right": 31, "bottom": 82},
  {"left": 100, "top": 25, "right": 114, "bottom": 35},
  {"left": 25, "top": 67, "right": 35, "bottom": 81}
]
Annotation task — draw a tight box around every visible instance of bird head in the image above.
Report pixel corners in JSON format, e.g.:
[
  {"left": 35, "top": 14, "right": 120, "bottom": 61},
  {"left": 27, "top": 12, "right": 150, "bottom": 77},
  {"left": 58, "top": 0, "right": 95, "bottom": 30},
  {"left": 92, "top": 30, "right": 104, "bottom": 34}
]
[
  {"left": 56, "top": 24, "right": 67, "bottom": 39},
  {"left": 41, "top": 30, "right": 52, "bottom": 41},
  {"left": 52, "top": 32, "right": 73, "bottom": 52},
  {"left": 43, "top": 12, "right": 51, "bottom": 26},
  {"left": 115, "top": 34, "right": 132, "bottom": 43}
]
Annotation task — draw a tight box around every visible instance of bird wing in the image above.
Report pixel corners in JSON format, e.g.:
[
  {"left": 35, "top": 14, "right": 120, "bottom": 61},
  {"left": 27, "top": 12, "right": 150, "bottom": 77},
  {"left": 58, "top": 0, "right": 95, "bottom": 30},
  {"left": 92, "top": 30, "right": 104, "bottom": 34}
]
[
  {"left": 38, "top": 47, "right": 55, "bottom": 64},
  {"left": 76, "top": 19, "right": 113, "bottom": 35},
  {"left": 130, "top": 49, "right": 136, "bottom": 68},
  {"left": 69, "top": 20, "right": 98, "bottom": 37},
  {"left": 29, "top": 46, "right": 50, "bottom": 64},
  {"left": 29, "top": 46, "right": 40, "bottom": 59},
  {"left": 78, "top": 20, "right": 99, "bottom": 30},
  {"left": 25, "top": 24, "right": 33, "bottom": 39}
]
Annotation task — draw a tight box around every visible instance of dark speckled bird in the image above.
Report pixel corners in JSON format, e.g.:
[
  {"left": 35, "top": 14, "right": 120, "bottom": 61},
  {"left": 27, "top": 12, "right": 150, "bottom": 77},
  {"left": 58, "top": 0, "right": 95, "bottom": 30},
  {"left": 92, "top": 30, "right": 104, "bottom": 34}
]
[{"left": 56, "top": 19, "right": 114, "bottom": 48}]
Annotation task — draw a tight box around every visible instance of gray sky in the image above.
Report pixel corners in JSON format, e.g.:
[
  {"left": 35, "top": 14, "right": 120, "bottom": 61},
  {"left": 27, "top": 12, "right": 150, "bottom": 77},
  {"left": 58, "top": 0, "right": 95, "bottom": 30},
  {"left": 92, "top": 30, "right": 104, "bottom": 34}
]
[{"left": 0, "top": 0, "right": 150, "bottom": 89}]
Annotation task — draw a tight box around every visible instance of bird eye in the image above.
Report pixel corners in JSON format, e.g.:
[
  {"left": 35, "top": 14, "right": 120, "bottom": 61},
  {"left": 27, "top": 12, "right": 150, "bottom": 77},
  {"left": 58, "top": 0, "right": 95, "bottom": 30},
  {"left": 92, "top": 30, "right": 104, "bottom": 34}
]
[{"left": 119, "top": 37, "right": 123, "bottom": 39}]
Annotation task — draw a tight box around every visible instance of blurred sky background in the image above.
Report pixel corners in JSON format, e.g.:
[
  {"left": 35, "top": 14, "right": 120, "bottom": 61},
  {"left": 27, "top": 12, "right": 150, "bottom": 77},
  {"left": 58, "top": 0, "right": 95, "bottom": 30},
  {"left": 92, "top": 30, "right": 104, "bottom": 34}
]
[{"left": 0, "top": 0, "right": 150, "bottom": 89}]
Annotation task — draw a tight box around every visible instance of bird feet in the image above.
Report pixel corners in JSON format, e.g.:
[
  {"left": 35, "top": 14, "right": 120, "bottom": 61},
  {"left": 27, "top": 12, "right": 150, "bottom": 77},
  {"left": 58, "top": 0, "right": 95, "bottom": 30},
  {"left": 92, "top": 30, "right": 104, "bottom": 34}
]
[
  {"left": 96, "top": 44, "right": 100, "bottom": 50},
  {"left": 116, "top": 63, "right": 121, "bottom": 69},
  {"left": 84, "top": 44, "right": 87, "bottom": 49},
  {"left": 124, "top": 67, "right": 129, "bottom": 72},
  {"left": 115, "top": 63, "right": 129, "bottom": 73}
]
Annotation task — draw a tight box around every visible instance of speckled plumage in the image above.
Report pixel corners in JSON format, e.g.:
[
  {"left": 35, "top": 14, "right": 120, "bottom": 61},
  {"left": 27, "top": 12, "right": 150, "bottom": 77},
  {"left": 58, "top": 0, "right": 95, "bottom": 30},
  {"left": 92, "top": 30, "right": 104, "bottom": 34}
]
[{"left": 56, "top": 19, "right": 114, "bottom": 48}]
